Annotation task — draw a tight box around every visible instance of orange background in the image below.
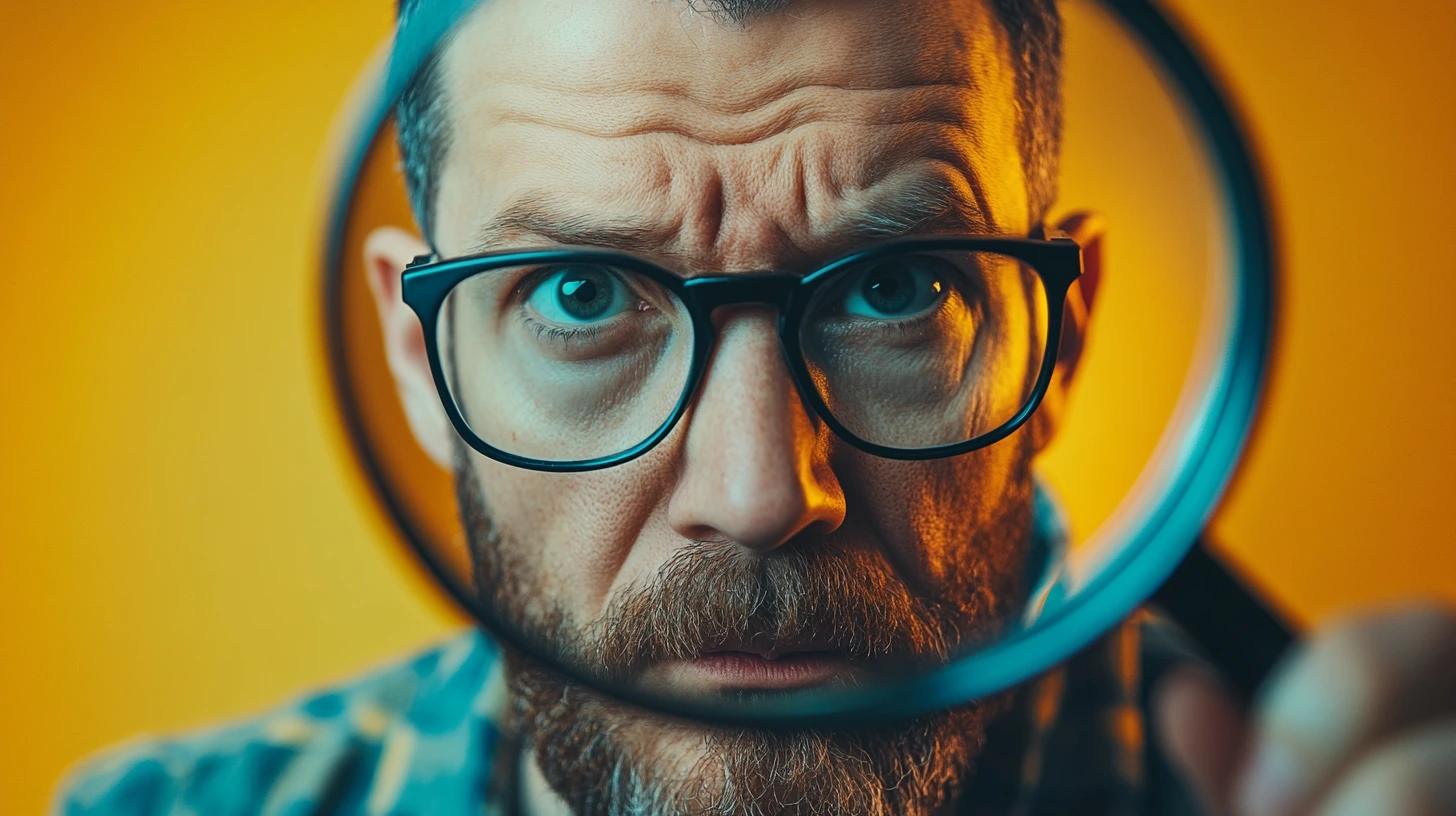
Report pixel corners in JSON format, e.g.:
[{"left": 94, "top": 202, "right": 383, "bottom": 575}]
[{"left": 1, "top": 1, "right": 1453, "bottom": 813}]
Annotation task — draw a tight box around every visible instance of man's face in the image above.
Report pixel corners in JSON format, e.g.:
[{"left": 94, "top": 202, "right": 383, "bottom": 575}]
[{"left": 370, "top": 0, "right": 1071, "bottom": 811}]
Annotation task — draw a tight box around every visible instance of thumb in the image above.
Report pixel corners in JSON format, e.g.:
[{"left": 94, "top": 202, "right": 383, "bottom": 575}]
[{"left": 1154, "top": 665, "right": 1251, "bottom": 815}]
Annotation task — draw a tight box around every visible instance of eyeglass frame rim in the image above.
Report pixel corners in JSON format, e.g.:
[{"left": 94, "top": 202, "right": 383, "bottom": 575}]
[{"left": 400, "top": 233, "right": 1083, "bottom": 473}]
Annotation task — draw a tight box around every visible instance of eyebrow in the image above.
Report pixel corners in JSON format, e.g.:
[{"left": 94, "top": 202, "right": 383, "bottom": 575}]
[
  {"left": 468, "top": 197, "right": 677, "bottom": 255},
  {"left": 836, "top": 175, "right": 994, "bottom": 242},
  {"left": 467, "top": 176, "right": 995, "bottom": 258}
]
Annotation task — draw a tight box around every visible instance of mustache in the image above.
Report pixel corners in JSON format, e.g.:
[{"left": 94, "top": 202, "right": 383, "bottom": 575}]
[
  {"left": 455, "top": 439, "right": 1029, "bottom": 686},
  {"left": 564, "top": 539, "right": 1002, "bottom": 679}
]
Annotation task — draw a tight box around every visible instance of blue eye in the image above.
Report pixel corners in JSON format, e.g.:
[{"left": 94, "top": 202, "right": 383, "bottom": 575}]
[
  {"left": 526, "top": 265, "right": 628, "bottom": 324},
  {"left": 842, "top": 257, "right": 947, "bottom": 318}
]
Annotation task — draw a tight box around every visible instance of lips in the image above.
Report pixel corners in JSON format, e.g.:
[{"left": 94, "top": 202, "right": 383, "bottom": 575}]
[
  {"left": 688, "top": 649, "right": 851, "bottom": 690},
  {"left": 639, "top": 640, "right": 860, "bottom": 695}
]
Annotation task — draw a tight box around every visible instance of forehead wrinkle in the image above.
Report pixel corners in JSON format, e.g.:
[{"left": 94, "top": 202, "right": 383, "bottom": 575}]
[
  {"left": 435, "top": 0, "right": 1027, "bottom": 241},
  {"left": 440, "top": 0, "right": 1022, "bottom": 253},
  {"left": 466, "top": 166, "right": 993, "bottom": 273},
  {"left": 475, "top": 79, "right": 984, "bottom": 148},
  {"left": 463, "top": 114, "right": 999, "bottom": 262},
  {"left": 446, "top": 0, "right": 1002, "bottom": 118},
  {"left": 453, "top": 93, "right": 1008, "bottom": 265},
  {"left": 468, "top": 117, "right": 1000, "bottom": 238}
]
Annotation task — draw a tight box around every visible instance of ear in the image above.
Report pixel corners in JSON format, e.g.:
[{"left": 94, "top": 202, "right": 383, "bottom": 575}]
[
  {"left": 1030, "top": 211, "right": 1105, "bottom": 454},
  {"left": 363, "top": 226, "right": 455, "bottom": 469}
]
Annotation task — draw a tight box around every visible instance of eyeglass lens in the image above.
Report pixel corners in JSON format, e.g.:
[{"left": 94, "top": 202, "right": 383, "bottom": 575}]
[
  {"left": 800, "top": 250, "right": 1049, "bottom": 450},
  {"left": 436, "top": 250, "right": 1049, "bottom": 462}
]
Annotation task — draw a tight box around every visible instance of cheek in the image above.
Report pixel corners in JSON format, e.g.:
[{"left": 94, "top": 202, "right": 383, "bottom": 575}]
[
  {"left": 469, "top": 449, "right": 675, "bottom": 621},
  {"left": 833, "top": 432, "right": 1032, "bottom": 594}
]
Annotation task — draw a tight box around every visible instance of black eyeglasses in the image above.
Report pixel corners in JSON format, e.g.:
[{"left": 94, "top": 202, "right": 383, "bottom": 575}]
[{"left": 401, "top": 234, "right": 1082, "bottom": 472}]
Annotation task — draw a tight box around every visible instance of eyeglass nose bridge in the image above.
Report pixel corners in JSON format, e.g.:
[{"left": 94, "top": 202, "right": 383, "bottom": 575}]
[{"left": 681, "top": 273, "right": 801, "bottom": 312}]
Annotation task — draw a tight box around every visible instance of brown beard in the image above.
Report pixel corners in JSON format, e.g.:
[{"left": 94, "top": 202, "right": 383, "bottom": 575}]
[
  {"left": 454, "top": 444, "right": 1032, "bottom": 815},
  {"left": 510, "top": 653, "right": 1012, "bottom": 816}
]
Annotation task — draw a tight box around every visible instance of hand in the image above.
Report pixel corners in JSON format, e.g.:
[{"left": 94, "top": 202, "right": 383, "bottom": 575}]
[{"left": 1155, "top": 604, "right": 1456, "bottom": 815}]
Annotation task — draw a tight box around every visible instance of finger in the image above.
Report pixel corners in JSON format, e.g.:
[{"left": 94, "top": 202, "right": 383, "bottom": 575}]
[
  {"left": 1235, "top": 604, "right": 1456, "bottom": 816},
  {"left": 1313, "top": 719, "right": 1456, "bottom": 816},
  {"left": 1154, "top": 665, "right": 1250, "bottom": 815}
]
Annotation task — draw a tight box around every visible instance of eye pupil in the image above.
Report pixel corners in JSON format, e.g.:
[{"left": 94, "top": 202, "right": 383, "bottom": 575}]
[
  {"left": 562, "top": 278, "right": 596, "bottom": 302},
  {"left": 555, "top": 268, "right": 612, "bottom": 319},
  {"left": 862, "top": 265, "right": 917, "bottom": 315}
]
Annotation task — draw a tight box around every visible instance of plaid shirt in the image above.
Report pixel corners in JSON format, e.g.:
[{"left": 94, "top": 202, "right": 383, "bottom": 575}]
[{"left": 53, "top": 613, "right": 1208, "bottom": 816}]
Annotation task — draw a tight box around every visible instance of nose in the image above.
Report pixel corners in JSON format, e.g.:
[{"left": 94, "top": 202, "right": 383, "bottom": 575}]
[{"left": 667, "top": 307, "right": 846, "bottom": 552}]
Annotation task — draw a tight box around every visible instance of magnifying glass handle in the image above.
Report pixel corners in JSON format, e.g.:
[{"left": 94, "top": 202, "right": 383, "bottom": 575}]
[{"left": 1151, "top": 534, "right": 1297, "bottom": 701}]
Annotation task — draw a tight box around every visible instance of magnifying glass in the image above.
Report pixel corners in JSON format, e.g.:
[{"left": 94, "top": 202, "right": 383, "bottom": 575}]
[{"left": 319, "top": 0, "right": 1283, "bottom": 728}]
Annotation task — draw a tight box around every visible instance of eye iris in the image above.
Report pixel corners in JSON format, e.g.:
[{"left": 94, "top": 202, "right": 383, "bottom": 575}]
[
  {"left": 556, "top": 268, "right": 613, "bottom": 319},
  {"left": 862, "top": 264, "right": 917, "bottom": 315}
]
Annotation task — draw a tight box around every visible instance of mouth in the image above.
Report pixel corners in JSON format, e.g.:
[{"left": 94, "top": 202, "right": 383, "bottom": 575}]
[{"left": 642, "top": 643, "right": 860, "bottom": 696}]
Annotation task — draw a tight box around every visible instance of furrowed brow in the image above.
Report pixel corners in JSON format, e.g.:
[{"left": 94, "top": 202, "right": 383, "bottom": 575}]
[
  {"left": 469, "top": 196, "right": 677, "bottom": 254},
  {"left": 838, "top": 176, "right": 995, "bottom": 242}
]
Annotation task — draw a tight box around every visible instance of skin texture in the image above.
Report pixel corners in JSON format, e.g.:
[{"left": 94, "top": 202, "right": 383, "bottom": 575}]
[
  {"left": 429, "top": 0, "right": 1036, "bottom": 643},
  {"left": 364, "top": 0, "right": 1090, "bottom": 689},
  {"left": 366, "top": 2, "right": 1090, "bottom": 812},
  {"left": 365, "top": 1, "right": 1456, "bottom": 814}
]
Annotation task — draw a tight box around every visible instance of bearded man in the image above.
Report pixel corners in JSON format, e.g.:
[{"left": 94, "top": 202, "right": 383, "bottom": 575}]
[{"left": 56, "top": 1, "right": 1456, "bottom": 815}]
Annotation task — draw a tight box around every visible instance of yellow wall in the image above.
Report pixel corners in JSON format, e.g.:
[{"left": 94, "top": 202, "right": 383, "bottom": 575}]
[{"left": 1, "top": 1, "right": 1452, "bottom": 812}]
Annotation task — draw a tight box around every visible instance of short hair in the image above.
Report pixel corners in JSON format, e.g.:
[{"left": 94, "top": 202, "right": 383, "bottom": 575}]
[{"left": 394, "top": 0, "right": 1061, "bottom": 242}]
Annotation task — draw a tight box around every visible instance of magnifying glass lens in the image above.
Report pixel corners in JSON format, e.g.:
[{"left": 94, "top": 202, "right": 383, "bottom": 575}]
[{"left": 324, "top": 0, "right": 1270, "bottom": 725}]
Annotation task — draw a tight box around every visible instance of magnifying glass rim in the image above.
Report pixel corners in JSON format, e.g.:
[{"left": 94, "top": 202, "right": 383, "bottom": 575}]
[{"left": 319, "top": 0, "right": 1277, "bottom": 727}]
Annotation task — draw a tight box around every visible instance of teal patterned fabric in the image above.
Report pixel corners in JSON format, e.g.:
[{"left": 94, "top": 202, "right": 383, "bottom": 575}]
[
  {"left": 55, "top": 631, "right": 507, "bottom": 816},
  {"left": 54, "top": 615, "right": 1205, "bottom": 815}
]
